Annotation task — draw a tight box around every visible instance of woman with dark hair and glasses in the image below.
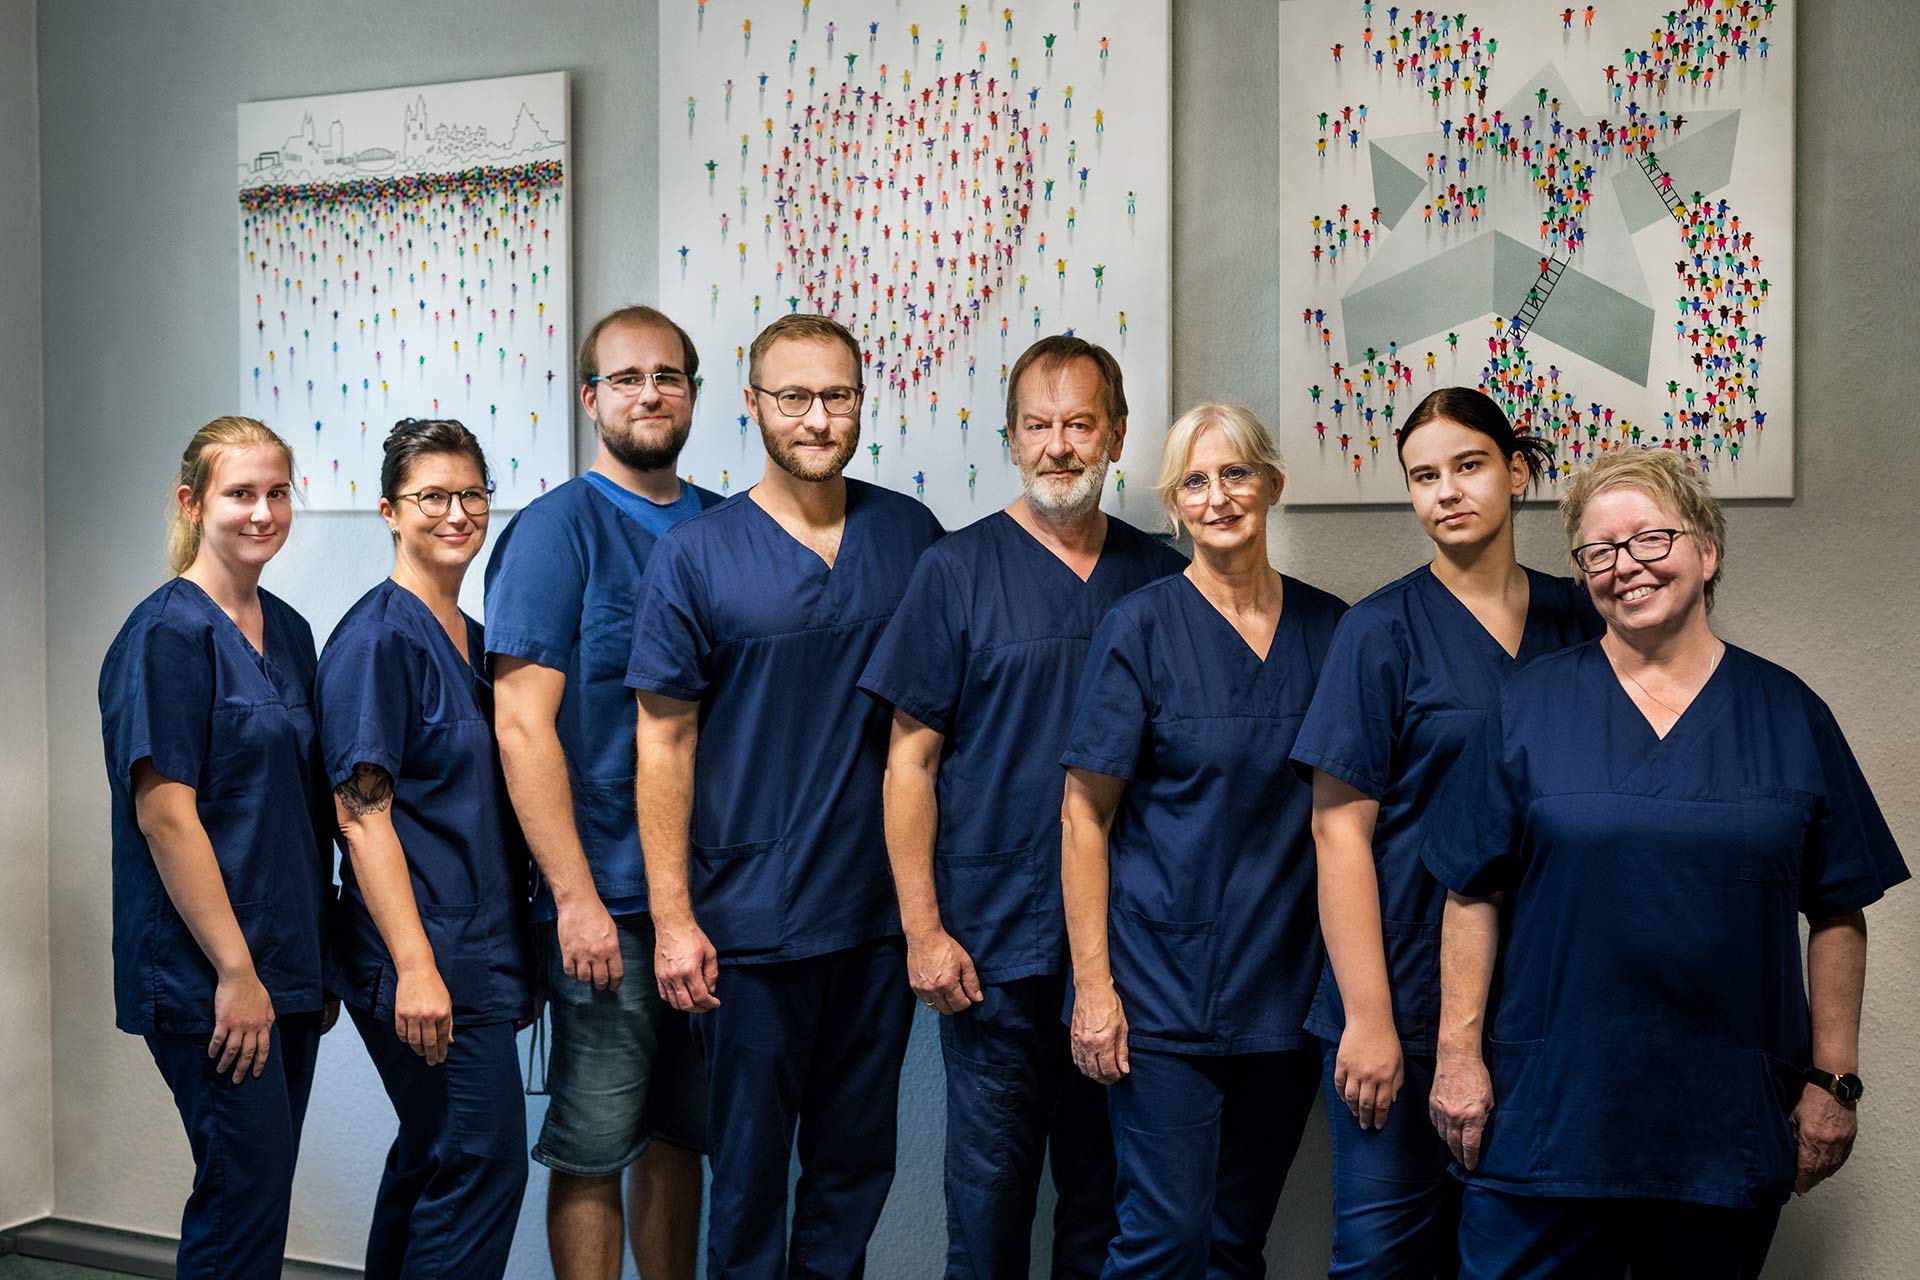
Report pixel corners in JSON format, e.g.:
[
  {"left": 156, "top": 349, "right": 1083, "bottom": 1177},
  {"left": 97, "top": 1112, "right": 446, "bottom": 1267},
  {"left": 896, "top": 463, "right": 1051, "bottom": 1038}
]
[
  {"left": 316, "top": 418, "right": 533, "bottom": 1279},
  {"left": 1423, "top": 448, "right": 1906, "bottom": 1277},
  {"left": 1288, "top": 386, "right": 1600, "bottom": 1277}
]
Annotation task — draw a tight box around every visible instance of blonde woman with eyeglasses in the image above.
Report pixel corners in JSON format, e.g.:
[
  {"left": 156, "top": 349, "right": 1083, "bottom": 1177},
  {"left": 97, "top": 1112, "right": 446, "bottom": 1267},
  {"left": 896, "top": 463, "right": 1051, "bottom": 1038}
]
[
  {"left": 1059, "top": 403, "right": 1346, "bottom": 1277},
  {"left": 1423, "top": 448, "right": 1907, "bottom": 1277}
]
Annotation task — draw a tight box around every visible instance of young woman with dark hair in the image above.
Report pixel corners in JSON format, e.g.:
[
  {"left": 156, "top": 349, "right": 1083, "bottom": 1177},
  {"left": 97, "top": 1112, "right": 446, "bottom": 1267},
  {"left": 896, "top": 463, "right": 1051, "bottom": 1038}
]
[{"left": 1289, "top": 388, "right": 1601, "bottom": 1278}]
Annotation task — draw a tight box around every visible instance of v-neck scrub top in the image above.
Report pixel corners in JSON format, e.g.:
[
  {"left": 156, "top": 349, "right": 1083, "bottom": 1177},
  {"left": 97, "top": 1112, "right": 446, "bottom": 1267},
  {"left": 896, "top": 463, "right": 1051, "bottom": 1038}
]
[
  {"left": 625, "top": 480, "right": 945, "bottom": 964},
  {"left": 317, "top": 580, "right": 533, "bottom": 1026},
  {"left": 1422, "top": 641, "right": 1909, "bottom": 1208},
  {"left": 1060, "top": 574, "right": 1348, "bottom": 1055},
  {"left": 1289, "top": 565, "right": 1601, "bottom": 1053},
  {"left": 483, "top": 475, "right": 723, "bottom": 921},
  {"left": 857, "top": 512, "right": 1186, "bottom": 983},
  {"left": 99, "top": 580, "right": 332, "bottom": 1035}
]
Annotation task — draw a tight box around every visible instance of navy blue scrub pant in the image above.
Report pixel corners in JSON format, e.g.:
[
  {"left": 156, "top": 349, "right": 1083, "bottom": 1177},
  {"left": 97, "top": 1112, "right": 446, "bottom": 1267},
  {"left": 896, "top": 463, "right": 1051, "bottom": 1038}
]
[
  {"left": 941, "top": 973, "right": 1118, "bottom": 1279},
  {"left": 693, "top": 937, "right": 915, "bottom": 1280},
  {"left": 349, "top": 1007, "right": 529, "bottom": 1280},
  {"left": 1103, "top": 1046, "right": 1321, "bottom": 1279},
  {"left": 1457, "top": 1184, "right": 1782, "bottom": 1280},
  {"left": 1320, "top": 1041, "right": 1460, "bottom": 1278},
  {"left": 144, "top": 1012, "right": 322, "bottom": 1280}
]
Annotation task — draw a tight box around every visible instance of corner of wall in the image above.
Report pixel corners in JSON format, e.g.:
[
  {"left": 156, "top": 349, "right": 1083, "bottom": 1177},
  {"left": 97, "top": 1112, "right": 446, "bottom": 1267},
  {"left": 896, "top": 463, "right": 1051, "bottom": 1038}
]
[{"left": 0, "top": 0, "right": 55, "bottom": 1232}]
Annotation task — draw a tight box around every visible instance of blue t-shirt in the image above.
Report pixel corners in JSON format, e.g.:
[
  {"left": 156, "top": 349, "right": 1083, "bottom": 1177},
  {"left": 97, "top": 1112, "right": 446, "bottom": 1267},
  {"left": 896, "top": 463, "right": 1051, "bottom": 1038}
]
[
  {"left": 1061, "top": 574, "right": 1347, "bottom": 1055},
  {"left": 484, "top": 474, "right": 723, "bottom": 921},
  {"left": 98, "top": 580, "right": 332, "bottom": 1035},
  {"left": 1288, "top": 564, "right": 1601, "bottom": 1053},
  {"left": 581, "top": 469, "right": 709, "bottom": 539},
  {"left": 317, "top": 580, "right": 533, "bottom": 1026},
  {"left": 1423, "top": 642, "right": 1908, "bottom": 1208},
  {"left": 625, "top": 480, "right": 944, "bottom": 964},
  {"left": 858, "top": 511, "right": 1185, "bottom": 983}
]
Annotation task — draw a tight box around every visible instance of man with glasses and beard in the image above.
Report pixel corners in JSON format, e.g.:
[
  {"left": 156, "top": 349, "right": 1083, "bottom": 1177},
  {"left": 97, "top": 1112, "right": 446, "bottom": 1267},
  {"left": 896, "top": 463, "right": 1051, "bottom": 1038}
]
[
  {"left": 484, "top": 306, "right": 721, "bottom": 1280},
  {"left": 628, "top": 313, "right": 944, "bottom": 1280},
  {"left": 858, "top": 336, "right": 1185, "bottom": 1279}
]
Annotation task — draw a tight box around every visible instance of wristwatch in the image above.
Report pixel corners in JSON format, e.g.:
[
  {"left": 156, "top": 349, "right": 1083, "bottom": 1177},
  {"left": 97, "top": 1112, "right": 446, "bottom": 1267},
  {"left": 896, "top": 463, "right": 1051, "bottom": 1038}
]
[{"left": 1805, "top": 1067, "right": 1864, "bottom": 1108}]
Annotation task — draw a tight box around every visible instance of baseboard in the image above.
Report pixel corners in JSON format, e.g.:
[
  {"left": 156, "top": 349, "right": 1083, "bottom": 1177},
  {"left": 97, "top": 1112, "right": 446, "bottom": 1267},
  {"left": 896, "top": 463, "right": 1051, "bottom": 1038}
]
[{"left": 1, "top": 1217, "right": 359, "bottom": 1277}]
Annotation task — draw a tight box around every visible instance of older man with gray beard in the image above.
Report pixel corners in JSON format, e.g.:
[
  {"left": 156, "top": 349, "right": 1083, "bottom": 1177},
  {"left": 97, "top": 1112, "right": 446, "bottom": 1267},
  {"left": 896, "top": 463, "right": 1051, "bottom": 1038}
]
[{"left": 859, "top": 336, "right": 1188, "bottom": 1280}]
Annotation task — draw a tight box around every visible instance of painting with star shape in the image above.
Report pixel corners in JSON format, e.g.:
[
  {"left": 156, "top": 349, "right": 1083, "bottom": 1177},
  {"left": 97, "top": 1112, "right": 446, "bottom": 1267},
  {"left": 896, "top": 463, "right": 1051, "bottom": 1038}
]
[
  {"left": 658, "top": 0, "right": 1171, "bottom": 527},
  {"left": 1279, "top": 1, "right": 1794, "bottom": 504}
]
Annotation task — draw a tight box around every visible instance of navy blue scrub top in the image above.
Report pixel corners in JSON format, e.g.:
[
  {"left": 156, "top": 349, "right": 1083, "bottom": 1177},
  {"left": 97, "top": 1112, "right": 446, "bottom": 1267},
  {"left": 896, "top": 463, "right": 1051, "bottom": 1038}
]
[
  {"left": 857, "top": 512, "right": 1186, "bottom": 984},
  {"left": 1060, "top": 574, "right": 1347, "bottom": 1055},
  {"left": 483, "top": 475, "right": 722, "bottom": 922},
  {"left": 98, "top": 580, "right": 331, "bottom": 1036},
  {"left": 1422, "top": 641, "right": 1908, "bottom": 1209},
  {"left": 625, "top": 480, "right": 944, "bottom": 964},
  {"left": 317, "top": 580, "right": 533, "bottom": 1026},
  {"left": 1289, "top": 565, "right": 1601, "bottom": 1053}
]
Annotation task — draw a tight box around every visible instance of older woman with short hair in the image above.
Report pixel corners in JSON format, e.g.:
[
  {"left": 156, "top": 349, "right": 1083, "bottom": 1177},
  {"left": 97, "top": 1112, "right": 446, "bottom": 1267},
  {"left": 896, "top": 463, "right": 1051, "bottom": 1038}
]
[
  {"left": 1059, "top": 403, "right": 1345, "bottom": 1278},
  {"left": 1423, "top": 448, "right": 1907, "bottom": 1279}
]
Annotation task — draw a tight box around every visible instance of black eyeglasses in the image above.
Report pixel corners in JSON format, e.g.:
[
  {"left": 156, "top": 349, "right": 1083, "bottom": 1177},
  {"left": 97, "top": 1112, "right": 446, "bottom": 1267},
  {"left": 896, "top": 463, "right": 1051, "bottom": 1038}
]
[
  {"left": 392, "top": 486, "right": 495, "bottom": 518},
  {"left": 750, "top": 383, "right": 864, "bottom": 417},
  {"left": 1571, "top": 528, "right": 1689, "bottom": 574}
]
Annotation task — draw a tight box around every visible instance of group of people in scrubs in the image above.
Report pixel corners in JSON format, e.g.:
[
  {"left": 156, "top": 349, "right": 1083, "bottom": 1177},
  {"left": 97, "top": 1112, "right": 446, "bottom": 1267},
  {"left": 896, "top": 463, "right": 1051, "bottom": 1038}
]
[{"left": 100, "top": 302, "right": 1905, "bottom": 1280}]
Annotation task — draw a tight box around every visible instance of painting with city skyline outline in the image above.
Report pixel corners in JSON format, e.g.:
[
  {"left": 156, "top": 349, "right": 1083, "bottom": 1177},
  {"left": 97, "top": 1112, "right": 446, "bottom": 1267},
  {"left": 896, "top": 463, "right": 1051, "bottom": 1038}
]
[
  {"left": 238, "top": 71, "right": 572, "bottom": 511},
  {"left": 1279, "top": 1, "right": 1793, "bottom": 505}
]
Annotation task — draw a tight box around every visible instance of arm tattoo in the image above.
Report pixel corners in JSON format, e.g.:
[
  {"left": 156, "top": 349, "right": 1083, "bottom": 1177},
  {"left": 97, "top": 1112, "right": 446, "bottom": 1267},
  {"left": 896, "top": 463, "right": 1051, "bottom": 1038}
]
[{"left": 335, "top": 762, "right": 394, "bottom": 817}]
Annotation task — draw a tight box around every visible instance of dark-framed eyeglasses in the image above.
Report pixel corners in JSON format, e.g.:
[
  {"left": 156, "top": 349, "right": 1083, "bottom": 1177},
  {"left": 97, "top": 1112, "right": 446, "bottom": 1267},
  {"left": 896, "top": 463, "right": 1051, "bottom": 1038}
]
[
  {"left": 588, "top": 370, "right": 692, "bottom": 397},
  {"left": 1571, "top": 528, "right": 1689, "bottom": 574},
  {"left": 392, "top": 486, "right": 495, "bottom": 518},
  {"left": 751, "top": 383, "right": 864, "bottom": 417}
]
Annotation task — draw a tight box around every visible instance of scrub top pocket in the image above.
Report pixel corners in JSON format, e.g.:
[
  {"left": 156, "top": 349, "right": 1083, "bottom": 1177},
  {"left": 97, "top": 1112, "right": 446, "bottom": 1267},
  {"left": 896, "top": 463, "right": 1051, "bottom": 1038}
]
[
  {"left": 1109, "top": 908, "right": 1219, "bottom": 1043},
  {"left": 574, "top": 774, "right": 646, "bottom": 899},
  {"left": 936, "top": 844, "right": 1041, "bottom": 975},
  {"left": 691, "top": 837, "right": 787, "bottom": 955},
  {"left": 419, "top": 902, "right": 493, "bottom": 1014}
]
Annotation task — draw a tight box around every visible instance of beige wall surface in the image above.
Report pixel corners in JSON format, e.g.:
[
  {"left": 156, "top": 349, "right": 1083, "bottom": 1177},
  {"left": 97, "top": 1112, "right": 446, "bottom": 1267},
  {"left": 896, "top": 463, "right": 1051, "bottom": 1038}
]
[
  {"left": 30, "top": 0, "right": 1920, "bottom": 1275},
  {"left": 0, "top": 0, "right": 53, "bottom": 1233}
]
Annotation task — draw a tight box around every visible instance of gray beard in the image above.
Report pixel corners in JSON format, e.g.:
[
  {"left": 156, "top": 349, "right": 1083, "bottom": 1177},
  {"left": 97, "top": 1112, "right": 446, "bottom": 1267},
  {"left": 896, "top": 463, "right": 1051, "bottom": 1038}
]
[{"left": 1022, "top": 455, "right": 1109, "bottom": 519}]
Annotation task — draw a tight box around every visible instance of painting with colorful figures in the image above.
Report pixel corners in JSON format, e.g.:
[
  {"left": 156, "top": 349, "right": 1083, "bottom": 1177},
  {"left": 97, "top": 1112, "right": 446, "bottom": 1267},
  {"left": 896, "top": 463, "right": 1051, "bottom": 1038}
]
[
  {"left": 238, "top": 72, "right": 572, "bottom": 511},
  {"left": 657, "top": 1, "right": 1172, "bottom": 527},
  {"left": 1279, "top": 1, "right": 1793, "bottom": 504}
]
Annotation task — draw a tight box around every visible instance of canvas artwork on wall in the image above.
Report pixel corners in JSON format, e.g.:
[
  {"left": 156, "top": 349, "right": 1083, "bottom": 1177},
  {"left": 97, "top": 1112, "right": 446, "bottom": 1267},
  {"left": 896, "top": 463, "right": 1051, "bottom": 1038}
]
[
  {"left": 238, "top": 72, "right": 572, "bottom": 511},
  {"left": 657, "top": 0, "right": 1172, "bottom": 527},
  {"left": 1279, "top": 0, "right": 1793, "bottom": 504}
]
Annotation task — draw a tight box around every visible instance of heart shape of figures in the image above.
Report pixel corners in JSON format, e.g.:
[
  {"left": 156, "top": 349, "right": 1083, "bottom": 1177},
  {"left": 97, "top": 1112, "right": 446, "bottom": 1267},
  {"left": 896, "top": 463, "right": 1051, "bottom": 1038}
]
[{"left": 764, "top": 69, "right": 1036, "bottom": 404}]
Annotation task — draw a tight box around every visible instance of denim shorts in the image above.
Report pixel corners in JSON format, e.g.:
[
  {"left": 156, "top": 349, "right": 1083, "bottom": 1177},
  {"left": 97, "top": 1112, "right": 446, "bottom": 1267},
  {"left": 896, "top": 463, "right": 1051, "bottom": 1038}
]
[{"left": 529, "top": 913, "right": 709, "bottom": 1175}]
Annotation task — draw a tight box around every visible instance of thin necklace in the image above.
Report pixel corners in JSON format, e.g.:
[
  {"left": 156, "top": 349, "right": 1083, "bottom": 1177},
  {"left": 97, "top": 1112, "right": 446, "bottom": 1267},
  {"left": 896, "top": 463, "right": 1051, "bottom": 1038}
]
[{"left": 1611, "top": 640, "right": 1722, "bottom": 720}]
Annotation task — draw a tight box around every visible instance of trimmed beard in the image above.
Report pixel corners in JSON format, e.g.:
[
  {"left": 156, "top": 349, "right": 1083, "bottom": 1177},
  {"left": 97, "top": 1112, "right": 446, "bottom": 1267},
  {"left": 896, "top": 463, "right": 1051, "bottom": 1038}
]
[
  {"left": 1021, "top": 453, "right": 1109, "bottom": 520},
  {"left": 601, "top": 416, "right": 692, "bottom": 473},
  {"left": 762, "top": 420, "right": 861, "bottom": 482}
]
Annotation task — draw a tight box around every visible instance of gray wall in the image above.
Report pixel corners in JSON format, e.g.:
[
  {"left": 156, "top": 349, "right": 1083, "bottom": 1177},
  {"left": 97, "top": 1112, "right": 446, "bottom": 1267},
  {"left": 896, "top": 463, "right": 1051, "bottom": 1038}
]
[
  {"left": 33, "top": 0, "right": 1920, "bottom": 1275},
  {"left": 0, "top": 0, "right": 53, "bottom": 1232}
]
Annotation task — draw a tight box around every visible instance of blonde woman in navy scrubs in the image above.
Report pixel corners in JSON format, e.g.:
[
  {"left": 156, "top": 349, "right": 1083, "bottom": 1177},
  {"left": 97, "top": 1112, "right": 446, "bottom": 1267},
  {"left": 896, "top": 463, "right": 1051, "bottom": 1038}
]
[
  {"left": 1061, "top": 403, "right": 1345, "bottom": 1278},
  {"left": 1289, "top": 387, "right": 1600, "bottom": 1278},
  {"left": 99, "top": 416, "right": 335, "bottom": 1279},
  {"left": 1425, "top": 449, "right": 1908, "bottom": 1277},
  {"left": 318, "top": 418, "right": 533, "bottom": 1280}
]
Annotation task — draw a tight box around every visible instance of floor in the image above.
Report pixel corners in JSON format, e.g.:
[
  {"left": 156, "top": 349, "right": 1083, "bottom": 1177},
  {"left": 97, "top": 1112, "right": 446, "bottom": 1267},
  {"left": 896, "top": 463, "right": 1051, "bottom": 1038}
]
[{"left": 0, "top": 1261, "right": 141, "bottom": 1280}]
